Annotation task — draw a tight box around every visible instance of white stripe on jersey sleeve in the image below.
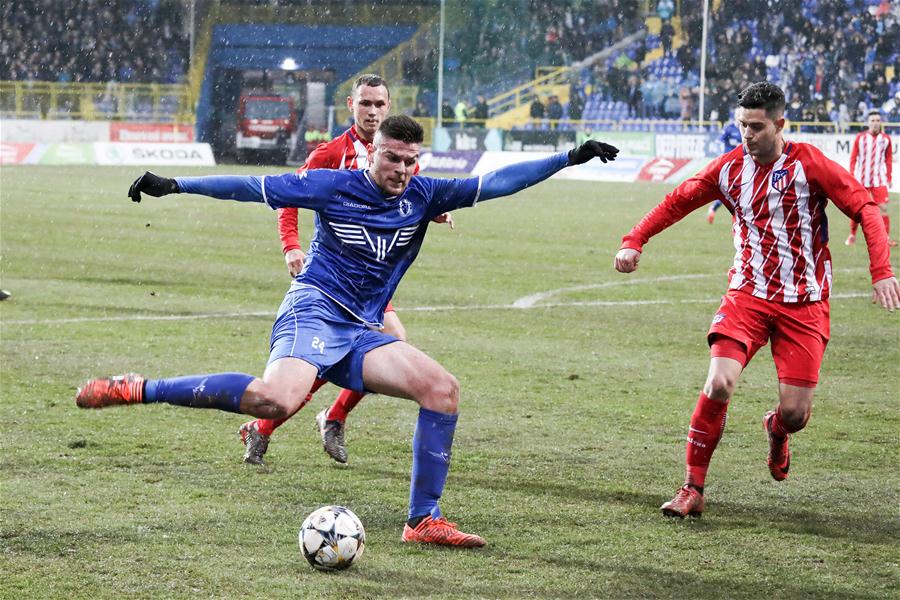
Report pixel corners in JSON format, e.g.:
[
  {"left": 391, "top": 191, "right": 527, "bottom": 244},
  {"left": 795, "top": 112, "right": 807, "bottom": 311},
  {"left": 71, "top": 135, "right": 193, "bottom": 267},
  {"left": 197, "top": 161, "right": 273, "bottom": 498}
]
[
  {"left": 261, "top": 175, "right": 270, "bottom": 208},
  {"left": 471, "top": 176, "right": 484, "bottom": 206}
]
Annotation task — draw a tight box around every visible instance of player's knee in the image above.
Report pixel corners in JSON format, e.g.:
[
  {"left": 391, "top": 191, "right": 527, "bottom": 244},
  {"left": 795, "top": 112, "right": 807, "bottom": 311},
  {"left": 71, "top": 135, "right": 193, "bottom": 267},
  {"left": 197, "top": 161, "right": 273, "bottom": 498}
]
[
  {"left": 250, "top": 384, "right": 299, "bottom": 420},
  {"left": 780, "top": 405, "right": 810, "bottom": 433},
  {"left": 421, "top": 371, "right": 459, "bottom": 414},
  {"left": 705, "top": 373, "right": 736, "bottom": 401}
]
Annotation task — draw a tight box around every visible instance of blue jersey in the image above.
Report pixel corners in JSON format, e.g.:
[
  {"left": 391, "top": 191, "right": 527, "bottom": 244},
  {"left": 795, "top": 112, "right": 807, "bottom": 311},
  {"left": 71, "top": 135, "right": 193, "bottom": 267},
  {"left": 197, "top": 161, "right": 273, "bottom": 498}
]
[
  {"left": 175, "top": 151, "right": 569, "bottom": 327},
  {"left": 720, "top": 122, "right": 742, "bottom": 153},
  {"left": 261, "top": 169, "right": 481, "bottom": 326}
]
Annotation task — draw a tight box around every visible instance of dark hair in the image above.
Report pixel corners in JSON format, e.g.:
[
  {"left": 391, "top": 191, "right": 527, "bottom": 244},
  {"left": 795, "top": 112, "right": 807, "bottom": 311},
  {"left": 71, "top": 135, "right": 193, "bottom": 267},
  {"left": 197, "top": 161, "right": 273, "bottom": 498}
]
[
  {"left": 352, "top": 74, "right": 390, "bottom": 99},
  {"left": 378, "top": 115, "right": 424, "bottom": 144},
  {"left": 737, "top": 82, "right": 786, "bottom": 118},
  {"left": 867, "top": 109, "right": 882, "bottom": 118}
]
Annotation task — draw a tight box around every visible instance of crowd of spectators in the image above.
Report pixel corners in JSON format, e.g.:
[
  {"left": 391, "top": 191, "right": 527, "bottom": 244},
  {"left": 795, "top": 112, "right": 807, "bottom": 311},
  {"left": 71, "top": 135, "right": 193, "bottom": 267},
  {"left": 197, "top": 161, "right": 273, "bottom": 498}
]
[
  {"left": 573, "top": 0, "right": 899, "bottom": 128},
  {"left": 0, "top": 0, "right": 190, "bottom": 84},
  {"left": 4, "top": 0, "right": 898, "bottom": 129},
  {"left": 427, "top": 0, "right": 644, "bottom": 112}
]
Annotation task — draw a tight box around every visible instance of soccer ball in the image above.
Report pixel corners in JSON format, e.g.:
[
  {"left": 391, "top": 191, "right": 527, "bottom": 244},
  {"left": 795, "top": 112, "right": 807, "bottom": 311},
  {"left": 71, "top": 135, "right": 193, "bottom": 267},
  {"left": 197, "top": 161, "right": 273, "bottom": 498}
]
[{"left": 299, "top": 505, "right": 366, "bottom": 571}]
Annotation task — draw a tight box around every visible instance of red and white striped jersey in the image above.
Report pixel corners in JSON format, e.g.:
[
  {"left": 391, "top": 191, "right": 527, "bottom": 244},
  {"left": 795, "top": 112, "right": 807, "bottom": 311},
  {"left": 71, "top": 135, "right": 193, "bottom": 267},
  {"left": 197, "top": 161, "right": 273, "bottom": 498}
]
[
  {"left": 849, "top": 130, "right": 892, "bottom": 188},
  {"left": 621, "top": 142, "right": 894, "bottom": 303},
  {"left": 305, "top": 125, "right": 372, "bottom": 171}
]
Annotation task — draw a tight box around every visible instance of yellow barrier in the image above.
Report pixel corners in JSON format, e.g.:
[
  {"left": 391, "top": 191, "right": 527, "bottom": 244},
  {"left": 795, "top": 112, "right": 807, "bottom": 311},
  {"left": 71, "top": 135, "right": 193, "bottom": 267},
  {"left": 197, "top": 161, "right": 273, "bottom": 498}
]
[{"left": 0, "top": 81, "right": 193, "bottom": 123}]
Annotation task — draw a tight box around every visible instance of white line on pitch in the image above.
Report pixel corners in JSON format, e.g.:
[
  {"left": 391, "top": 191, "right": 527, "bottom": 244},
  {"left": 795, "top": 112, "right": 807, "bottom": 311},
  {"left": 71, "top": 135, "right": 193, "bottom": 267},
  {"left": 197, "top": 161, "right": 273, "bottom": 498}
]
[{"left": 1, "top": 291, "right": 873, "bottom": 326}]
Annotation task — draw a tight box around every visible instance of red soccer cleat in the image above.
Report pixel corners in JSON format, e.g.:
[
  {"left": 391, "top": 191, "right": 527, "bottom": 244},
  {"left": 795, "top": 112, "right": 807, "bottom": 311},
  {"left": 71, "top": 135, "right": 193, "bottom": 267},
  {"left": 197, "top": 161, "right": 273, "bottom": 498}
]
[
  {"left": 76, "top": 374, "right": 145, "bottom": 408},
  {"left": 239, "top": 421, "right": 270, "bottom": 465},
  {"left": 706, "top": 210, "right": 715, "bottom": 224},
  {"left": 401, "top": 516, "right": 486, "bottom": 548},
  {"left": 763, "top": 411, "right": 791, "bottom": 481},
  {"left": 660, "top": 485, "right": 705, "bottom": 518}
]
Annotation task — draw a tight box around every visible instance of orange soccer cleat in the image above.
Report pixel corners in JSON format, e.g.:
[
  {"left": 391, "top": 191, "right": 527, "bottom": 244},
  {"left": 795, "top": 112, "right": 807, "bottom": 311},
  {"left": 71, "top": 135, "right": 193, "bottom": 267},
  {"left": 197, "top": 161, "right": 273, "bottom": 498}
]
[
  {"left": 75, "top": 374, "right": 145, "bottom": 408},
  {"left": 660, "top": 485, "right": 705, "bottom": 518},
  {"left": 763, "top": 411, "right": 791, "bottom": 481},
  {"left": 401, "top": 516, "right": 486, "bottom": 548}
]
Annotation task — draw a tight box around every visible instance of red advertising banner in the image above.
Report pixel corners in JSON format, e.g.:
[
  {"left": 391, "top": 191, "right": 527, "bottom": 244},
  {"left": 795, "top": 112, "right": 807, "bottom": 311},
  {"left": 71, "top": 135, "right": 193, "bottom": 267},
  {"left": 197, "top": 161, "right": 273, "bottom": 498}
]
[
  {"left": 636, "top": 157, "right": 692, "bottom": 182},
  {"left": 0, "top": 143, "right": 37, "bottom": 164},
  {"left": 110, "top": 123, "right": 194, "bottom": 143}
]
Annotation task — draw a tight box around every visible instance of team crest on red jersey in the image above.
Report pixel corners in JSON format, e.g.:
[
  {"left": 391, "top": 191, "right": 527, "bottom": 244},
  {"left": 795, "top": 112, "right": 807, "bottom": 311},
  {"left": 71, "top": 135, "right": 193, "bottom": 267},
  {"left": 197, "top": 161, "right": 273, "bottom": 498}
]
[
  {"left": 771, "top": 168, "right": 789, "bottom": 192},
  {"left": 712, "top": 312, "right": 727, "bottom": 325}
]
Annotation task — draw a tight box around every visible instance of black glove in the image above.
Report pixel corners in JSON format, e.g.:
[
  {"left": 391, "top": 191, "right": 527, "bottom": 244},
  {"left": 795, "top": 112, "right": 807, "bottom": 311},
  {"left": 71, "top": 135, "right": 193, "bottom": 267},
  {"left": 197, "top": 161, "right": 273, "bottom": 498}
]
[
  {"left": 567, "top": 140, "right": 619, "bottom": 165},
  {"left": 128, "top": 171, "right": 179, "bottom": 203}
]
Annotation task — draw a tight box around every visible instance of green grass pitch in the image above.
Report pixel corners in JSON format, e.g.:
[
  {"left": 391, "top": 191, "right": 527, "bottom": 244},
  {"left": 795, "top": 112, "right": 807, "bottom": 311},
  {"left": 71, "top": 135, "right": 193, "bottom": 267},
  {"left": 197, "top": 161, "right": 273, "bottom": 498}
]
[{"left": 1, "top": 165, "right": 898, "bottom": 599}]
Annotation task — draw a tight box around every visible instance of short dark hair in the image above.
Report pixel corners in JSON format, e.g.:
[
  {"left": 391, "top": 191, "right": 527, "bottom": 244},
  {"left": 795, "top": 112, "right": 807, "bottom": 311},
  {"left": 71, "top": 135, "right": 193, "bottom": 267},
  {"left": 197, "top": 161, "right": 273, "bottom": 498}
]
[
  {"left": 867, "top": 109, "right": 882, "bottom": 118},
  {"left": 737, "top": 82, "right": 786, "bottom": 118},
  {"left": 378, "top": 115, "right": 424, "bottom": 144},
  {"left": 352, "top": 74, "right": 390, "bottom": 99}
]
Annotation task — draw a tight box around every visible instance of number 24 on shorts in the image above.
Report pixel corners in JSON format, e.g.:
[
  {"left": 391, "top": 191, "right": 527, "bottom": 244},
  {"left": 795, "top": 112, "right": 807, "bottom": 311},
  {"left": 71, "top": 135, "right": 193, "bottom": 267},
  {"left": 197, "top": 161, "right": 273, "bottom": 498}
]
[{"left": 311, "top": 337, "right": 326, "bottom": 353}]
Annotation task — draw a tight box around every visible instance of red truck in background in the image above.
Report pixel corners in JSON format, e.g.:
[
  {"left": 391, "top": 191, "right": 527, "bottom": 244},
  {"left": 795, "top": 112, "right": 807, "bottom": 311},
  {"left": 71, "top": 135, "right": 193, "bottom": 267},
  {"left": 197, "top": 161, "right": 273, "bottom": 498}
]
[{"left": 235, "top": 94, "right": 296, "bottom": 164}]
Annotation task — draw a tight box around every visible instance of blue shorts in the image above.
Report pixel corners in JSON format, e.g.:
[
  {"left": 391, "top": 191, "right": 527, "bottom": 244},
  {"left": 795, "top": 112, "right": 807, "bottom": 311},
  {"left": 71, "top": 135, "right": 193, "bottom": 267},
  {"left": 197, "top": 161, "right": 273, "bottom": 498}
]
[{"left": 268, "top": 287, "right": 398, "bottom": 392}]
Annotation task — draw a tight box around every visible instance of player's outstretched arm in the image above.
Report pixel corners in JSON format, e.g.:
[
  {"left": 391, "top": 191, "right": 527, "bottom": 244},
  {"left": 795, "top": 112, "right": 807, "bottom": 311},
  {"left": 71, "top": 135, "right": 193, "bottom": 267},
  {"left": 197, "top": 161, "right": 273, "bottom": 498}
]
[
  {"left": 479, "top": 140, "right": 619, "bottom": 202},
  {"left": 128, "top": 171, "right": 266, "bottom": 204},
  {"left": 614, "top": 248, "right": 641, "bottom": 273},
  {"left": 872, "top": 277, "right": 900, "bottom": 312}
]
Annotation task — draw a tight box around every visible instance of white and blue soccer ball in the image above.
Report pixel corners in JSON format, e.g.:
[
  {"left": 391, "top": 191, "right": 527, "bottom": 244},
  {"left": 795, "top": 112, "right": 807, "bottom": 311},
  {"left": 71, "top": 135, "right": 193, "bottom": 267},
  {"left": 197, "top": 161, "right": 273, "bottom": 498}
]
[{"left": 299, "top": 505, "right": 366, "bottom": 571}]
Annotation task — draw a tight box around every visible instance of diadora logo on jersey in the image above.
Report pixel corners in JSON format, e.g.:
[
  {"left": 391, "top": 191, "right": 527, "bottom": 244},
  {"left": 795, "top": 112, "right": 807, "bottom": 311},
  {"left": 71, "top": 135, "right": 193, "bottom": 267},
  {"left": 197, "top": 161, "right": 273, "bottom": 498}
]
[
  {"left": 398, "top": 199, "right": 413, "bottom": 217},
  {"left": 329, "top": 221, "right": 419, "bottom": 261},
  {"left": 771, "top": 168, "right": 790, "bottom": 192}
]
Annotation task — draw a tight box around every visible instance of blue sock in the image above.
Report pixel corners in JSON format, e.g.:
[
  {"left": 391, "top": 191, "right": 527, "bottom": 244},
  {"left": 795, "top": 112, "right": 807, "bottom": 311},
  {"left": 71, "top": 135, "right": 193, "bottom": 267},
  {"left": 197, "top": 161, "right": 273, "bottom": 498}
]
[
  {"left": 144, "top": 372, "right": 254, "bottom": 414},
  {"left": 408, "top": 407, "right": 458, "bottom": 521}
]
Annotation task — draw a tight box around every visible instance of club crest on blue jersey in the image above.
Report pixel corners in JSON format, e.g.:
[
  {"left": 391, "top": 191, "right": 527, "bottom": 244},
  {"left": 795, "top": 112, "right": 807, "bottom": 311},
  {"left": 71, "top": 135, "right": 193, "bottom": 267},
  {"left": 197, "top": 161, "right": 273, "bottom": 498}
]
[
  {"left": 771, "top": 168, "right": 789, "bottom": 192},
  {"left": 398, "top": 198, "right": 413, "bottom": 217}
]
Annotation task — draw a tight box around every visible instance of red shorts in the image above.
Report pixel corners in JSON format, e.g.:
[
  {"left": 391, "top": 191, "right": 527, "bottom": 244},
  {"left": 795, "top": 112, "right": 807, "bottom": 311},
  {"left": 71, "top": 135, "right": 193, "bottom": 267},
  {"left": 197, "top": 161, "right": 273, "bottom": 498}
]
[
  {"left": 385, "top": 300, "right": 396, "bottom": 313},
  {"left": 707, "top": 289, "right": 830, "bottom": 386},
  {"left": 866, "top": 186, "right": 889, "bottom": 204}
]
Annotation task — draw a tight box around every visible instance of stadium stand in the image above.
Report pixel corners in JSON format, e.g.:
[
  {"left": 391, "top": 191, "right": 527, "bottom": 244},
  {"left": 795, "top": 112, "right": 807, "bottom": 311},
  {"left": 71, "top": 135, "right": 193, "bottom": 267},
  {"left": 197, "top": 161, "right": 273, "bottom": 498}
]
[
  {"left": 574, "top": 0, "right": 899, "bottom": 132},
  {"left": 1, "top": 0, "right": 190, "bottom": 84},
  {"left": 2, "top": 0, "right": 897, "bottom": 132},
  {"left": 437, "top": 0, "right": 643, "bottom": 108}
]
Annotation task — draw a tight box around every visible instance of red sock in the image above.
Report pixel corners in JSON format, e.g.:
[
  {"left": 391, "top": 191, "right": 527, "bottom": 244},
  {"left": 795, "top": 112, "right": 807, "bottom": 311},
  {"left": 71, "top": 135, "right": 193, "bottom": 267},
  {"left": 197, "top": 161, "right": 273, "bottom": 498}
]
[
  {"left": 327, "top": 389, "right": 366, "bottom": 422},
  {"left": 883, "top": 215, "right": 890, "bottom": 236},
  {"left": 254, "top": 378, "right": 329, "bottom": 436},
  {"left": 684, "top": 392, "right": 730, "bottom": 489},
  {"left": 849, "top": 219, "right": 859, "bottom": 235},
  {"left": 769, "top": 405, "right": 808, "bottom": 437}
]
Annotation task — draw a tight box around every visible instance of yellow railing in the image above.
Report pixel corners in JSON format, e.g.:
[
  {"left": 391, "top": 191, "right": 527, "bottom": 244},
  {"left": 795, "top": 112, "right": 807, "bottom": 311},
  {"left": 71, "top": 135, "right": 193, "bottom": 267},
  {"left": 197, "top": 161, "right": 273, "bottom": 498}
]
[
  {"left": 187, "top": 0, "right": 220, "bottom": 112},
  {"left": 0, "top": 81, "right": 193, "bottom": 123},
  {"left": 488, "top": 66, "right": 572, "bottom": 116}
]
